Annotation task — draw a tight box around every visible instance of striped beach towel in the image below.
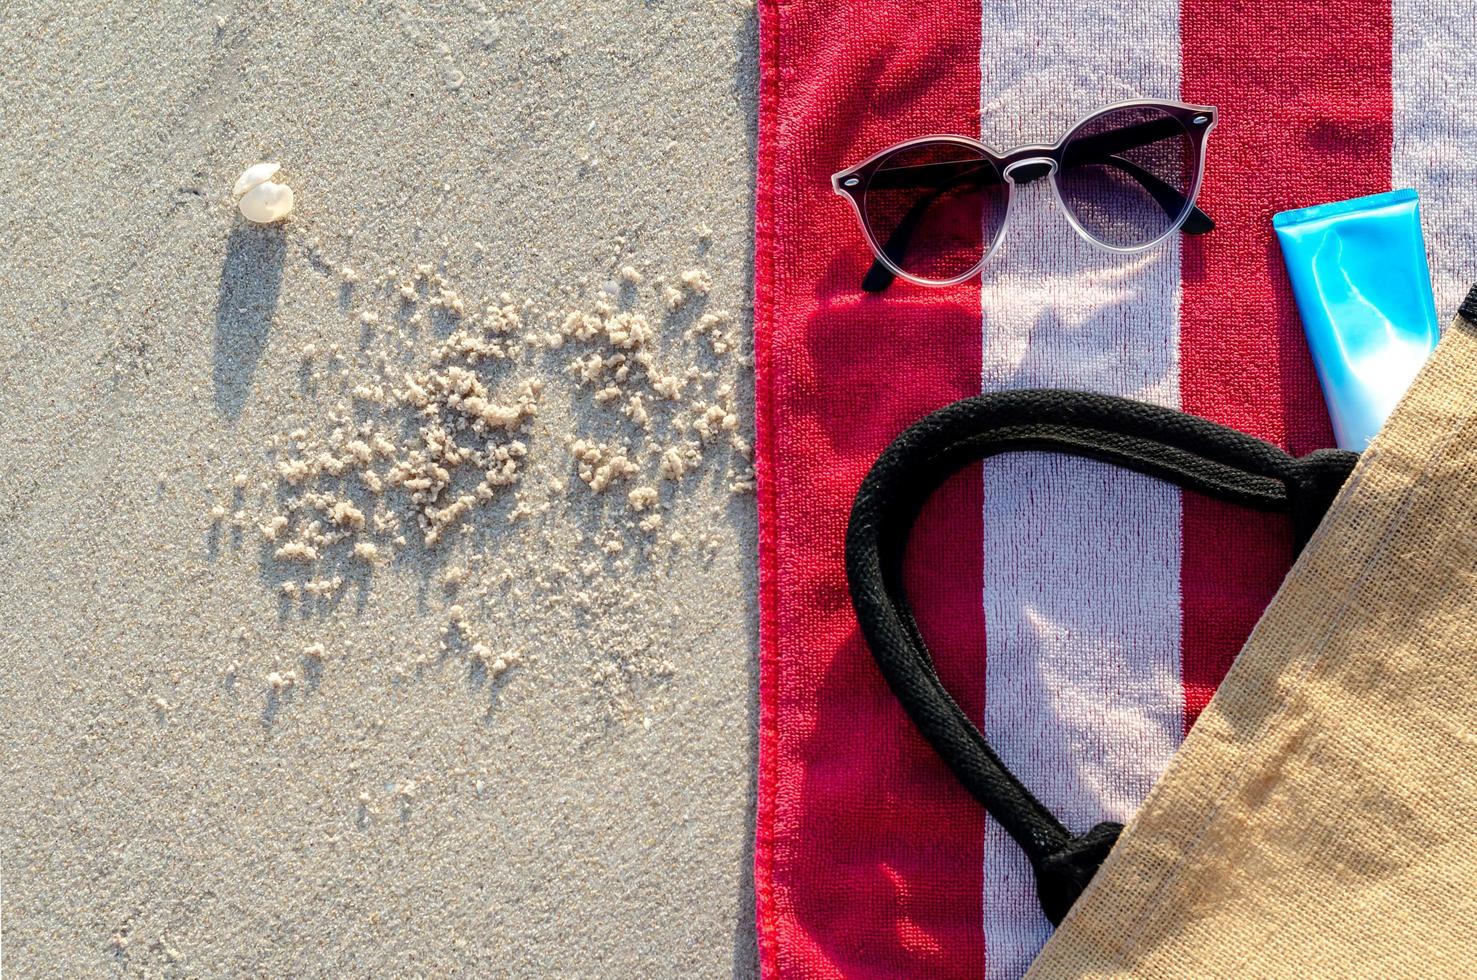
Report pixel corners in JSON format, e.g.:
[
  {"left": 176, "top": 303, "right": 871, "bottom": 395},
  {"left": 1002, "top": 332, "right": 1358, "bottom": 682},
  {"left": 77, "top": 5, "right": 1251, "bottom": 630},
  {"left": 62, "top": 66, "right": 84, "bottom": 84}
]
[{"left": 751, "top": 2, "right": 1477, "bottom": 977}]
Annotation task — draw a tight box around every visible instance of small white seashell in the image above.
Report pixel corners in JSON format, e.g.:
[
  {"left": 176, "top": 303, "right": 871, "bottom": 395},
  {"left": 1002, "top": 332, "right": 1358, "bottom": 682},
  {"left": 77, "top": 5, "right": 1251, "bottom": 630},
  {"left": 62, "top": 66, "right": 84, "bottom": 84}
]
[
  {"left": 239, "top": 182, "right": 294, "bottom": 223},
  {"left": 232, "top": 162, "right": 280, "bottom": 197},
  {"left": 232, "top": 162, "right": 294, "bottom": 223}
]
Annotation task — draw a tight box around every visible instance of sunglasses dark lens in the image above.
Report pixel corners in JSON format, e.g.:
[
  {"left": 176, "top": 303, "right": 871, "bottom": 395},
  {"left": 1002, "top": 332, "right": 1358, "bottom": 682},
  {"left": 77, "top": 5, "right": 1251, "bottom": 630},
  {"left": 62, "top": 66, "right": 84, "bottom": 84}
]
[
  {"left": 861, "top": 142, "right": 1007, "bottom": 283},
  {"left": 1056, "top": 105, "right": 1198, "bottom": 249}
]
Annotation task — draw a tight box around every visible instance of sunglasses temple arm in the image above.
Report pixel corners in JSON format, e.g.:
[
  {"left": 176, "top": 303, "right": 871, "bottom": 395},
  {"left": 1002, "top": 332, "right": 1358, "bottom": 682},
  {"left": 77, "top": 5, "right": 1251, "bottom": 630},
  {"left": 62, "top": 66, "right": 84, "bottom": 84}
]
[
  {"left": 862, "top": 162, "right": 998, "bottom": 293},
  {"left": 862, "top": 191, "right": 937, "bottom": 292},
  {"left": 863, "top": 158, "right": 999, "bottom": 191},
  {"left": 1061, "top": 117, "right": 1215, "bottom": 230},
  {"left": 1064, "top": 117, "right": 1183, "bottom": 164},
  {"left": 861, "top": 259, "right": 899, "bottom": 294},
  {"left": 1087, "top": 154, "right": 1214, "bottom": 234}
]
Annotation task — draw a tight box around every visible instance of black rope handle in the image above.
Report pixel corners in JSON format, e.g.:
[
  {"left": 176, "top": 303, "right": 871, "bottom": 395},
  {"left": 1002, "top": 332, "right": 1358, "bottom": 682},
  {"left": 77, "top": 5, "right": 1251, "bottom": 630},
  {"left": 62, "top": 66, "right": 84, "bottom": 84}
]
[{"left": 845, "top": 389, "right": 1358, "bottom": 924}]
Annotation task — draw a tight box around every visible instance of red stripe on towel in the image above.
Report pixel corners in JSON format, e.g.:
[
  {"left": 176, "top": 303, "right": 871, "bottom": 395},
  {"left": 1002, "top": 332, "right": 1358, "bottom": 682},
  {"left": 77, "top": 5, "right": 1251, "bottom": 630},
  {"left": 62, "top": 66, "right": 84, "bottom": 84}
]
[
  {"left": 753, "top": 1, "right": 987, "bottom": 977},
  {"left": 1178, "top": 0, "right": 1392, "bottom": 725}
]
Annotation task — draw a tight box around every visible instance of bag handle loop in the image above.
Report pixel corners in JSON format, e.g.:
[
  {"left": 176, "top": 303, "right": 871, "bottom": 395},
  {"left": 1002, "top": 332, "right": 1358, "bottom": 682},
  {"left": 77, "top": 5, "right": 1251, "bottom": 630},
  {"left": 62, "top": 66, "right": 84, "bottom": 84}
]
[{"left": 845, "top": 388, "right": 1358, "bottom": 924}]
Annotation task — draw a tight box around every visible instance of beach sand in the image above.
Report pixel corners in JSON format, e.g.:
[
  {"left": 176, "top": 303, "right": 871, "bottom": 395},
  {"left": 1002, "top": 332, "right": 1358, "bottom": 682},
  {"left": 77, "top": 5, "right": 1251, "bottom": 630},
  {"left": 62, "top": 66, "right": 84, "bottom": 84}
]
[{"left": 0, "top": 1, "right": 759, "bottom": 975}]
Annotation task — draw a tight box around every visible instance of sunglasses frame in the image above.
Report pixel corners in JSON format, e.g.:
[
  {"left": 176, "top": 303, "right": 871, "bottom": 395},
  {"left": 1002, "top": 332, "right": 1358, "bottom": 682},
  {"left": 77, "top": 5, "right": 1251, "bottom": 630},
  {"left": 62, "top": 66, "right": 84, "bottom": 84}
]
[{"left": 830, "top": 99, "right": 1219, "bottom": 288}]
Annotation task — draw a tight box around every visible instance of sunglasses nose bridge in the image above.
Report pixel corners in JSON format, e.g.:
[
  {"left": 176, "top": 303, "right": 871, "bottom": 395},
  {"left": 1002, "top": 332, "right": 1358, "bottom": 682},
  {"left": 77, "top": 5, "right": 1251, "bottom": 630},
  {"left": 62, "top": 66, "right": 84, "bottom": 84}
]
[{"left": 1001, "top": 156, "right": 1058, "bottom": 185}]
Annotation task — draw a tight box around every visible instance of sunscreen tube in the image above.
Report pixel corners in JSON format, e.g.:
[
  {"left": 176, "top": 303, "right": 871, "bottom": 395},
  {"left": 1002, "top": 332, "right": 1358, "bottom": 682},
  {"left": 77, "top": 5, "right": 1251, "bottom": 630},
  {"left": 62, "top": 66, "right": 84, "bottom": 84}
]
[{"left": 1273, "top": 188, "right": 1439, "bottom": 450}]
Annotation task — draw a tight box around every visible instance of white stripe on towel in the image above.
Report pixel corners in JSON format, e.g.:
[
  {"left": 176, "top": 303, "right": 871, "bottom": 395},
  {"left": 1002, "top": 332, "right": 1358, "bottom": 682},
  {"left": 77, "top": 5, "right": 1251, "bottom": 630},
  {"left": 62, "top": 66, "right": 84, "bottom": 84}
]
[
  {"left": 976, "top": 6, "right": 1185, "bottom": 976},
  {"left": 1393, "top": 0, "right": 1477, "bottom": 321}
]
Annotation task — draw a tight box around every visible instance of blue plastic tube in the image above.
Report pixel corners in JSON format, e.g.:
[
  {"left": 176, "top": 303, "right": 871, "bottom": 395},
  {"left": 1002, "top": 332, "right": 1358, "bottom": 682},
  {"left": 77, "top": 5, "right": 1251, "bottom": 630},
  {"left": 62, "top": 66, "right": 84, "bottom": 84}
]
[{"left": 1273, "top": 188, "right": 1439, "bottom": 450}]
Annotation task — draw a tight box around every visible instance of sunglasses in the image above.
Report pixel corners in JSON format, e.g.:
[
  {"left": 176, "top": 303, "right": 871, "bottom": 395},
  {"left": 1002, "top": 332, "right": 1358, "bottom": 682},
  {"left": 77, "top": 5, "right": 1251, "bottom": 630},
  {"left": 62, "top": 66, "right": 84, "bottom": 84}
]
[{"left": 831, "top": 100, "right": 1218, "bottom": 291}]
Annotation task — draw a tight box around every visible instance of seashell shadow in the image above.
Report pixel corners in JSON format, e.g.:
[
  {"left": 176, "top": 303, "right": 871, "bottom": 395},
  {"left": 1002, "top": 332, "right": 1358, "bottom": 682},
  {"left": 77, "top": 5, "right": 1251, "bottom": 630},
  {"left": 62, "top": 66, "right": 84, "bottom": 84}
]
[{"left": 213, "top": 224, "right": 286, "bottom": 418}]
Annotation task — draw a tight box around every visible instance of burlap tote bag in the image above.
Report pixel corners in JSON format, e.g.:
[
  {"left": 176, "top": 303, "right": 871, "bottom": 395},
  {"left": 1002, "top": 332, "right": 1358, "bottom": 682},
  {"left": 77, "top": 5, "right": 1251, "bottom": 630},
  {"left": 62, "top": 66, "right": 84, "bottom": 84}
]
[{"left": 1026, "top": 286, "right": 1477, "bottom": 978}]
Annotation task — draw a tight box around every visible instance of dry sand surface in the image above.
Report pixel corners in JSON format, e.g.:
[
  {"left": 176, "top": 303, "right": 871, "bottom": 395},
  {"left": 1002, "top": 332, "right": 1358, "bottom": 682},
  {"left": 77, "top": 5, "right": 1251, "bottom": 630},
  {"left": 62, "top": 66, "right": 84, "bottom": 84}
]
[{"left": 0, "top": 1, "right": 760, "bottom": 975}]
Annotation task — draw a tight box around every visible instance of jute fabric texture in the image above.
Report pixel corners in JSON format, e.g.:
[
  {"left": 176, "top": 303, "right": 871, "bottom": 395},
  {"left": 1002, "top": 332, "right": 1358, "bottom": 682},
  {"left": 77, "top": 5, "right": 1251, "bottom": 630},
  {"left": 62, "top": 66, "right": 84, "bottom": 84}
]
[{"left": 1027, "top": 296, "right": 1477, "bottom": 979}]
